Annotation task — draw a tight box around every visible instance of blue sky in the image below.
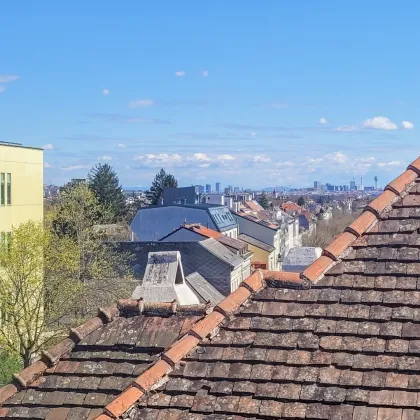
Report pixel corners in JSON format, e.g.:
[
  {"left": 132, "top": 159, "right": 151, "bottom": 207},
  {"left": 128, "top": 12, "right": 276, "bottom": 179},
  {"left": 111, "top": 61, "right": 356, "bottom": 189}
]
[{"left": 1, "top": 1, "right": 419, "bottom": 188}]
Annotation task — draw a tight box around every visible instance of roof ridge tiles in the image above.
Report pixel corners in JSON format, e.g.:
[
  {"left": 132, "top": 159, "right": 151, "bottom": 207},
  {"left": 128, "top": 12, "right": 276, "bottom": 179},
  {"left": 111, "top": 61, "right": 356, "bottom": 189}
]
[
  {"left": 0, "top": 304, "right": 118, "bottom": 405},
  {"left": 94, "top": 270, "right": 267, "bottom": 419},
  {"left": 302, "top": 159, "right": 420, "bottom": 284}
]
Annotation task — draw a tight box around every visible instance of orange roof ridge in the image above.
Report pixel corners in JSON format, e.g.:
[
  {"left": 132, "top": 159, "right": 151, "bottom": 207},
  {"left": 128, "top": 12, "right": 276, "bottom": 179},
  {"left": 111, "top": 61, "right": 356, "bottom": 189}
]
[
  {"left": 98, "top": 270, "right": 266, "bottom": 419},
  {"left": 0, "top": 299, "right": 209, "bottom": 407},
  {"left": 302, "top": 158, "right": 420, "bottom": 283},
  {"left": 0, "top": 305, "right": 119, "bottom": 405},
  {"left": 96, "top": 269, "right": 316, "bottom": 419}
]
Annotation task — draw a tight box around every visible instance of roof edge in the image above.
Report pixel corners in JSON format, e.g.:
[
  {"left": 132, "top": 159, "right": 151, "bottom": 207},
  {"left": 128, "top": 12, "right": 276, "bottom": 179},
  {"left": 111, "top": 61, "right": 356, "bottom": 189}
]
[
  {"left": 302, "top": 160, "right": 420, "bottom": 283},
  {"left": 0, "top": 300, "right": 211, "bottom": 407}
]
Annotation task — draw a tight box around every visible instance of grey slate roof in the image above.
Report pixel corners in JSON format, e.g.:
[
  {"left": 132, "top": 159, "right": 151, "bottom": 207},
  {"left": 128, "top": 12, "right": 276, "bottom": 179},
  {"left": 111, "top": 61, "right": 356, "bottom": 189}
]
[
  {"left": 118, "top": 240, "right": 241, "bottom": 295},
  {"left": 185, "top": 272, "right": 225, "bottom": 304},
  {"left": 130, "top": 205, "right": 237, "bottom": 241},
  {"left": 282, "top": 246, "right": 322, "bottom": 272},
  {"left": 238, "top": 233, "right": 275, "bottom": 253},
  {"left": 199, "top": 238, "right": 243, "bottom": 267}
]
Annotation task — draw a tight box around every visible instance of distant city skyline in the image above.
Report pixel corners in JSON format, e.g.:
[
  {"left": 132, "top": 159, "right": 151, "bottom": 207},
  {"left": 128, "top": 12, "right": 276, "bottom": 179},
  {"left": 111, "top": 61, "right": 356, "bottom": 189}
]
[{"left": 2, "top": 2, "right": 418, "bottom": 188}]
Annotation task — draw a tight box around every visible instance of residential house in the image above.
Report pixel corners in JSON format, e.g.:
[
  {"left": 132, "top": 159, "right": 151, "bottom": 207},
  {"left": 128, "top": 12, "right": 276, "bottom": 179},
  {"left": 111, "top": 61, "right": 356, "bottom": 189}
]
[
  {"left": 163, "top": 186, "right": 201, "bottom": 205},
  {"left": 233, "top": 211, "right": 285, "bottom": 270},
  {"left": 4, "top": 157, "right": 420, "bottom": 419},
  {"left": 0, "top": 141, "right": 43, "bottom": 240},
  {"left": 130, "top": 204, "right": 238, "bottom": 241},
  {"left": 281, "top": 200, "right": 314, "bottom": 233},
  {"left": 161, "top": 223, "right": 252, "bottom": 256},
  {"left": 238, "top": 232, "right": 276, "bottom": 270},
  {"left": 131, "top": 251, "right": 224, "bottom": 305},
  {"left": 119, "top": 238, "right": 249, "bottom": 295}
]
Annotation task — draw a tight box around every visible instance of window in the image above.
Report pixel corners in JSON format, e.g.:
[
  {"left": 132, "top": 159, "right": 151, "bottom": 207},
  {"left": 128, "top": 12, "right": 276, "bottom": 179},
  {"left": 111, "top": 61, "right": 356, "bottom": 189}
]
[
  {"left": 6, "top": 173, "right": 11, "bottom": 205},
  {"left": 0, "top": 173, "right": 4, "bottom": 206}
]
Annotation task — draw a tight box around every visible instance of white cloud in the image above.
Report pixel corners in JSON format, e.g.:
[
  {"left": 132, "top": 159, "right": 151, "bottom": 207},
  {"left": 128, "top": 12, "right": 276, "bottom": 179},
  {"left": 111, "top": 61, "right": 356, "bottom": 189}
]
[
  {"left": 0, "top": 74, "right": 19, "bottom": 83},
  {"left": 319, "top": 117, "right": 328, "bottom": 125},
  {"left": 42, "top": 144, "right": 54, "bottom": 150},
  {"left": 363, "top": 116, "right": 397, "bottom": 130},
  {"left": 60, "top": 164, "right": 90, "bottom": 171},
  {"left": 334, "top": 125, "right": 359, "bottom": 132},
  {"left": 187, "top": 153, "right": 211, "bottom": 162},
  {"left": 98, "top": 155, "right": 112, "bottom": 161},
  {"left": 0, "top": 86, "right": 5, "bottom": 93},
  {"left": 253, "top": 155, "right": 271, "bottom": 163},
  {"left": 118, "top": 143, "right": 126, "bottom": 148},
  {"left": 402, "top": 120, "right": 414, "bottom": 129},
  {"left": 44, "top": 162, "right": 54, "bottom": 169},
  {"left": 378, "top": 160, "right": 402, "bottom": 168},
  {"left": 251, "top": 132, "right": 257, "bottom": 137},
  {"left": 325, "top": 151, "right": 347, "bottom": 163},
  {"left": 134, "top": 153, "right": 183, "bottom": 166},
  {"left": 202, "top": 70, "right": 209, "bottom": 77},
  {"left": 217, "top": 154, "right": 236, "bottom": 161},
  {"left": 128, "top": 99, "right": 155, "bottom": 108},
  {"left": 175, "top": 71, "right": 186, "bottom": 77},
  {"left": 276, "top": 161, "right": 295, "bottom": 168},
  {"left": 102, "top": 88, "right": 110, "bottom": 95}
]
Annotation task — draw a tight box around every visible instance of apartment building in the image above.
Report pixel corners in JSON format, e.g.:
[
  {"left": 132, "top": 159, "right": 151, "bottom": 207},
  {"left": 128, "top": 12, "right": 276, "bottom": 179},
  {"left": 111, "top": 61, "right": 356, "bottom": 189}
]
[{"left": 0, "top": 142, "right": 44, "bottom": 240}]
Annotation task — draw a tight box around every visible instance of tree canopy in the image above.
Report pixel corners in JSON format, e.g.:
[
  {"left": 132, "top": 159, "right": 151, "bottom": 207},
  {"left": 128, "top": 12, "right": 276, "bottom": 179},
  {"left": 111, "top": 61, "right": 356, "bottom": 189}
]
[
  {"left": 88, "top": 163, "right": 127, "bottom": 221},
  {"left": 0, "top": 184, "right": 134, "bottom": 367},
  {"left": 297, "top": 196, "right": 306, "bottom": 207},
  {"left": 258, "top": 192, "right": 270, "bottom": 210},
  {"left": 147, "top": 168, "right": 178, "bottom": 205}
]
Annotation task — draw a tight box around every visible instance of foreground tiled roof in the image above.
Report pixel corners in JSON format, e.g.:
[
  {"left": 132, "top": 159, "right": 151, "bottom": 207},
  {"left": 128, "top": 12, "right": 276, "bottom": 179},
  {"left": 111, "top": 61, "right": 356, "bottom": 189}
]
[
  {"left": 0, "top": 302, "right": 207, "bottom": 419},
  {"left": 2, "top": 157, "right": 420, "bottom": 420}
]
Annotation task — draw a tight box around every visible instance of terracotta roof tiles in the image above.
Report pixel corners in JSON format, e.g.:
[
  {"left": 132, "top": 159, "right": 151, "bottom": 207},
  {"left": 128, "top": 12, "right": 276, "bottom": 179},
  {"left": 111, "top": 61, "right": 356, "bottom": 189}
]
[{"left": 2, "top": 158, "right": 420, "bottom": 419}]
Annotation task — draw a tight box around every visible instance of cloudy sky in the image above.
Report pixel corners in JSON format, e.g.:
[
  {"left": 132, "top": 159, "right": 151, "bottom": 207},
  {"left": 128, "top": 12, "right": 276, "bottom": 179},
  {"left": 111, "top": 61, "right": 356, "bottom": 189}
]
[{"left": 1, "top": 1, "right": 419, "bottom": 188}]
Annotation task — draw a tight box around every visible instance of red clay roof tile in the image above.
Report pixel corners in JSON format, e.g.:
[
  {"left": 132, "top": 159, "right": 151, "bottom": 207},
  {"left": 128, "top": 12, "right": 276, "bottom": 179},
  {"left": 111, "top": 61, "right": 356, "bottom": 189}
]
[
  {"left": 345, "top": 211, "right": 377, "bottom": 237},
  {"left": 242, "top": 271, "right": 264, "bottom": 292},
  {"left": 0, "top": 384, "right": 18, "bottom": 405},
  {"left": 105, "top": 386, "right": 143, "bottom": 418},
  {"left": 94, "top": 415, "right": 113, "bottom": 420},
  {"left": 216, "top": 285, "right": 251, "bottom": 316},
  {"left": 13, "top": 360, "right": 48, "bottom": 388},
  {"left": 302, "top": 255, "right": 334, "bottom": 282},
  {"left": 366, "top": 190, "right": 398, "bottom": 217},
  {"left": 408, "top": 156, "right": 420, "bottom": 175},
  {"left": 323, "top": 231, "right": 357, "bottom": 260},
  {"left": 262, "top": 271, "right": 302, "bottom": 285},
  {"left": 71, "top": 316, "right": 104, "bottom": 341},
  {"left": 184, "top": 224, "right": 222, "bottom": 239},
  {"left": 42, "top": 338, "right": 76, "bottom": 366},
  {"left": 133, "top": 360, "right": 172, "bottom": 392},
  {"left": 190, "top": 311, "right": 225, "bottom": 339},
  {"left": 163, "top": 335, "right": 200, "bottom": 366},
  {"left": 386, "top": 169, "right": 418, "bottom": 195}
]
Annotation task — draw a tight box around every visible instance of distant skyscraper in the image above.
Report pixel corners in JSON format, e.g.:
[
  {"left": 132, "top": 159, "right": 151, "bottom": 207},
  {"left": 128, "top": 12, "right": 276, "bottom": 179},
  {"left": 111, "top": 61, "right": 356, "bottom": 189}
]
[
  {"left": 215, "top": 182, "right": 221, "bottom": 194},
  {"left": 350, "top": 180, "right": 356, "bottom": 191},
  {"left": 314, "top": 181, "right": 320, "bottom": 190},
  {"left": 206, "top": 184, "right": 211, "bottom": 193},
  {"left": 234, "top": 186, "right": 240, "bottom": 193}
]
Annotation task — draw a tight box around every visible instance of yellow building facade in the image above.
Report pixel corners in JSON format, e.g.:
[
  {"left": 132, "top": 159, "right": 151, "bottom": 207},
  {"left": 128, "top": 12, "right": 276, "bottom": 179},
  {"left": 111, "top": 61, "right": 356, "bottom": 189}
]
[{"left": 0, "top": 142, "right": 44, "bottom": 237}]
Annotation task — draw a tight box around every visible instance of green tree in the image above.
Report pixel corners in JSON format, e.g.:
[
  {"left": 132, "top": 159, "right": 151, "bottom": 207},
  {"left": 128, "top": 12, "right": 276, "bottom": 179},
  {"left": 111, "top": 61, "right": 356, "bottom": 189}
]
[
  {"left": 0, "top": 187, "right": 134, "bottom": 368},
  {"left": 0, "top": 221, "right": 85, "bottom": 367},
  {"left": 0, "top": 351, "right": 22, "bottom": 386},
  {"left": 297, "top": 196, "right": 306, "bottom": 207},
  {"left": 258, "top": 192, "right": 270, "bottom": 210},
  {"left": 88, "top": 163, "right": 127, "bottom": 221},
  {"left": 48, "top": 184, "right": 133, "bottom": 308},
  {"left": 147, "top": 168, "right": 178, "bottom": 205}
]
